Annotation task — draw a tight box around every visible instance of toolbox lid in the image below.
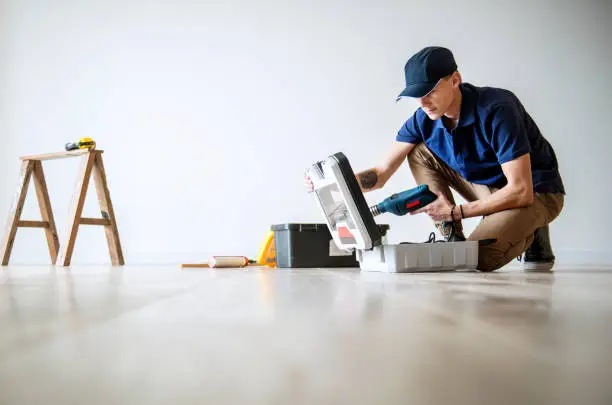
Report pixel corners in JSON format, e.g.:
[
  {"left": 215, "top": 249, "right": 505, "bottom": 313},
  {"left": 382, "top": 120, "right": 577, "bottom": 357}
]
[
  {"left": 271, "top": 223, "right": 328, "bottom": 232},
  {"left": 271, "top": 223, "right": 390, "bottom": 235},
  {"left": 305, "top": 152, "right": 385, "bottom": 251}
]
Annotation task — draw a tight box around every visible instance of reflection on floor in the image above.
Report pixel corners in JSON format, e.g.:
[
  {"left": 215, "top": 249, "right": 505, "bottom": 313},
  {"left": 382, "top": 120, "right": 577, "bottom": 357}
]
[{"left": 1, "top": 265, "right": 611, "bottom": 405}]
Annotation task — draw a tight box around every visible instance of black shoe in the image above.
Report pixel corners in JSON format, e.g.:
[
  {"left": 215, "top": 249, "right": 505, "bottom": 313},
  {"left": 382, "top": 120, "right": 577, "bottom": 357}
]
[{"left": 521, "top": 225, "right": 555, "bottom": 271}]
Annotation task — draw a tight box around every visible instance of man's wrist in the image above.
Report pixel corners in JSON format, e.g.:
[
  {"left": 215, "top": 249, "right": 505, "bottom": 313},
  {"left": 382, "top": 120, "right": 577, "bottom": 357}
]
[
  {"left": 461, "top": 203, "right": 473, "bottom": 219},
  {"left": 451, "top": 204, "right": 467, "bottom": 221}
]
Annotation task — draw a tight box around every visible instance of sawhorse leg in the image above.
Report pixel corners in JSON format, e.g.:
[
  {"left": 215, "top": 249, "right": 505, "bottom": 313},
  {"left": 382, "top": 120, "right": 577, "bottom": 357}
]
[
  {"left": 32, "top": 161, "right": 60, "bottom": 263},
  {"left": 1, "top": 160, "right": 60, "bottom": 265},
  {"left": 56, "top": 151, "right": 124, "bottom": 266},
  {"left": 92, "top": 153, "right": 124, "bottom": 266},
  {"left": 56, "top": 153, "right": 96, "bottom": 266},
  {"left": 1, "top": 161, "right": 34, "bottom": 265}
]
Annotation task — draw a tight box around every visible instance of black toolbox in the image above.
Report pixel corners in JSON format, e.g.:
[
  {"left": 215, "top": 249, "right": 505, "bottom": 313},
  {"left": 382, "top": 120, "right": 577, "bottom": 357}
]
[{"left": 271, "top": 223, "right": 390, "bottom": 268}]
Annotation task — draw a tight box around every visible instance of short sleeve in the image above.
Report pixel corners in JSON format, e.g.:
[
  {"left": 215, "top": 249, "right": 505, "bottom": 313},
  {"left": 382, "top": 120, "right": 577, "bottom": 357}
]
[
  {"left": 396, "top": 112, "right": 423, "bottom": 144},
  {"left": 488, "top": 104, "right": 531, "bottom": 164}
]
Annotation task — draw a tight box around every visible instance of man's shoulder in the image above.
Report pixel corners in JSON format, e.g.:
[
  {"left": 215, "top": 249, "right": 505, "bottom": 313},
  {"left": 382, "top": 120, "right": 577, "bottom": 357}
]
[
  {"left": 402, "top": 107, "right": 429, "bottom": 129},
  {"left": 465, "top": 83, "right": 520, "bottom": 112},
  {"left": 412, "top": 107, "right": 428, "bottom": 123},
  {"left": 397, "top": 107, "right": 436, "bottom": 141}
]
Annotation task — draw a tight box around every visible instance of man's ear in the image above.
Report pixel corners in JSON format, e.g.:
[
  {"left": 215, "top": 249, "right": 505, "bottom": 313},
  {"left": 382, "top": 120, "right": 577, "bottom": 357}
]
[{"left": 451, "top": 71, "right": 462, "bottom": 88}]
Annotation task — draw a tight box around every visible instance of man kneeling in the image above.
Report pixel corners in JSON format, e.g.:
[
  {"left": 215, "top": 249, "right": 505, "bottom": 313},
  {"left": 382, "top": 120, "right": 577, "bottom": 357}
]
[{"left": 306, "top": 46, "right": 565, "bottom": 272}]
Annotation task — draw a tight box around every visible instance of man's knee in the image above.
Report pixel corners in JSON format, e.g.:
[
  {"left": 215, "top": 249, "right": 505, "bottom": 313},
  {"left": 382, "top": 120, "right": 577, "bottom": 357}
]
[
  {"left": 475, "top": 235, "right": 533, "bottom": 272},
  {"left": 476, "top": 258, "right": 505, "bottom": 272},
  {"left": 407, "top": 142, "right": 430, "bottom": 164},
  {"left": 476, "top": 247, "right": 508, "bottom": 272},
  {"left": 407, "top": 143, "right": 440, "bottom": 175}
]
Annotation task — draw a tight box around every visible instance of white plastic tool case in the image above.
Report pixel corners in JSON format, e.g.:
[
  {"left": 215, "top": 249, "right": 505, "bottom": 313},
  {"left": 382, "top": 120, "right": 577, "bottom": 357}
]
[{"left": 306, "top": 152, "right": 479, "bottom": 273}]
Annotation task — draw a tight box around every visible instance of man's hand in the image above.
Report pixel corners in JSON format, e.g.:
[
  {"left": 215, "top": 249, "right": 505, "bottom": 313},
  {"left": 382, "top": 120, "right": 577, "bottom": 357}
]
[
  {"left": 411, "top": 191, "right": 454, "bottom": 222},
  {"left": 304, "top": 174, "right": 314, "bottom": 193}
]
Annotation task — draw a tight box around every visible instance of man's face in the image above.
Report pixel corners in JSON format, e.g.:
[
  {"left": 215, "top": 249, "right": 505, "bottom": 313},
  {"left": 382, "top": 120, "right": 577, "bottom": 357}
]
[{"left": 416, "top": 74, "right": 457, "bottom": 120}]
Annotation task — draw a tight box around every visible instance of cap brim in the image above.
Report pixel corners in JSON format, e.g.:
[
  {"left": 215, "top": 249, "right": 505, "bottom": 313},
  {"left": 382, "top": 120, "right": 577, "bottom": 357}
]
[{"left": 396, "top": 81, "right": 437, "bottom": 100}]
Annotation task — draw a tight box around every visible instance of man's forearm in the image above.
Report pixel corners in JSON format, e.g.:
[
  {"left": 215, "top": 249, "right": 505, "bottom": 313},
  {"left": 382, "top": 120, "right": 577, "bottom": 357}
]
[
  {"left": 355, "top": 168, "right": 385, "bottom": 191},
  {"left": 354, "top": 142, "right": 415, "bottom": 193},
  {"left": 460, "top": 184, "right": 533, "bottom": 219}
]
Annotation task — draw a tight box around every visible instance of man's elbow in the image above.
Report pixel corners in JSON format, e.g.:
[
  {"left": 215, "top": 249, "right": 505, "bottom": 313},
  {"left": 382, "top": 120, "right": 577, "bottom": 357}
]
[
  {"left": 515, "top": 184, "right": 534, "bottom": 207},
  {"left": 374, "top": 167, "right": 390, "bottom": 189}
]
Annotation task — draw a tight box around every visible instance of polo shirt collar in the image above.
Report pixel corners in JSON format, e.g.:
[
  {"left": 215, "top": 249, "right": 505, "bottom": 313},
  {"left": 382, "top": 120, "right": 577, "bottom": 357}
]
[{"left": 457, "top": 83, "right": 476, "bottom": 127}]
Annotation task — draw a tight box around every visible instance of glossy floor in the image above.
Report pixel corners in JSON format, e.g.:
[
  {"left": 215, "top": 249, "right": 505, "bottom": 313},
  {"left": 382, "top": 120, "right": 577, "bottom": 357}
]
[{"left": 1, "top": 265, "right": 611, "bottom": 405}]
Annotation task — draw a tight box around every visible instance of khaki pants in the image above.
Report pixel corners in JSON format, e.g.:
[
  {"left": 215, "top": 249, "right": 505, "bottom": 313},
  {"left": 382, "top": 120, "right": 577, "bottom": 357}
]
[{"left": 408, "top": 143, "right": 564, "bottom": 272}]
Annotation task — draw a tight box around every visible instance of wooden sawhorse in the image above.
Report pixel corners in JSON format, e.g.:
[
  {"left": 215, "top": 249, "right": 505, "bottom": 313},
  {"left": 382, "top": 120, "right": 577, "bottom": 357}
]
[{"left": 1, "top": 149, "right": 124, "bottom": 266}]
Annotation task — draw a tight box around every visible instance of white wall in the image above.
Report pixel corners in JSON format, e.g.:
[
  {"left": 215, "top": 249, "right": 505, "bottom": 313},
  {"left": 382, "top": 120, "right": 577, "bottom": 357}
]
[{"left": 1, "top": 0, "right": 611, "bottom": 265}]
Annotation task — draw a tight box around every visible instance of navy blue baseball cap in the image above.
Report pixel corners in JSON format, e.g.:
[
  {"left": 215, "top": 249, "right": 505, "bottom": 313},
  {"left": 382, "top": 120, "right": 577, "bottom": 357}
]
[{"left": 396, "top": 46, "right": 457, "bottom": 100}]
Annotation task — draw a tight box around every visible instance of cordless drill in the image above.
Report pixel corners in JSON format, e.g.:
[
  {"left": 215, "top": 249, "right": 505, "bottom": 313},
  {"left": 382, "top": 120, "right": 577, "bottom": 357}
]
[{"left": 370, "top": 184, "right": 437, "bottom": 217}]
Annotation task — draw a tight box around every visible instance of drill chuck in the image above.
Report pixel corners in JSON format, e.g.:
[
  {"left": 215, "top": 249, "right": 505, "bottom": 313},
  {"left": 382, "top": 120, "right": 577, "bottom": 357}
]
[{"left": 370, "top": 204, "right": 384, "bottom": 217}]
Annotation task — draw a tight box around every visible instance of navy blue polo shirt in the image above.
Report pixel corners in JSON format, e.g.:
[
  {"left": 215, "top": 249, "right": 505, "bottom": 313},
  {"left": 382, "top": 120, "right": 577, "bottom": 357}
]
[{"left": 397, "top": 83, "right": 565, "bottom": 194}]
